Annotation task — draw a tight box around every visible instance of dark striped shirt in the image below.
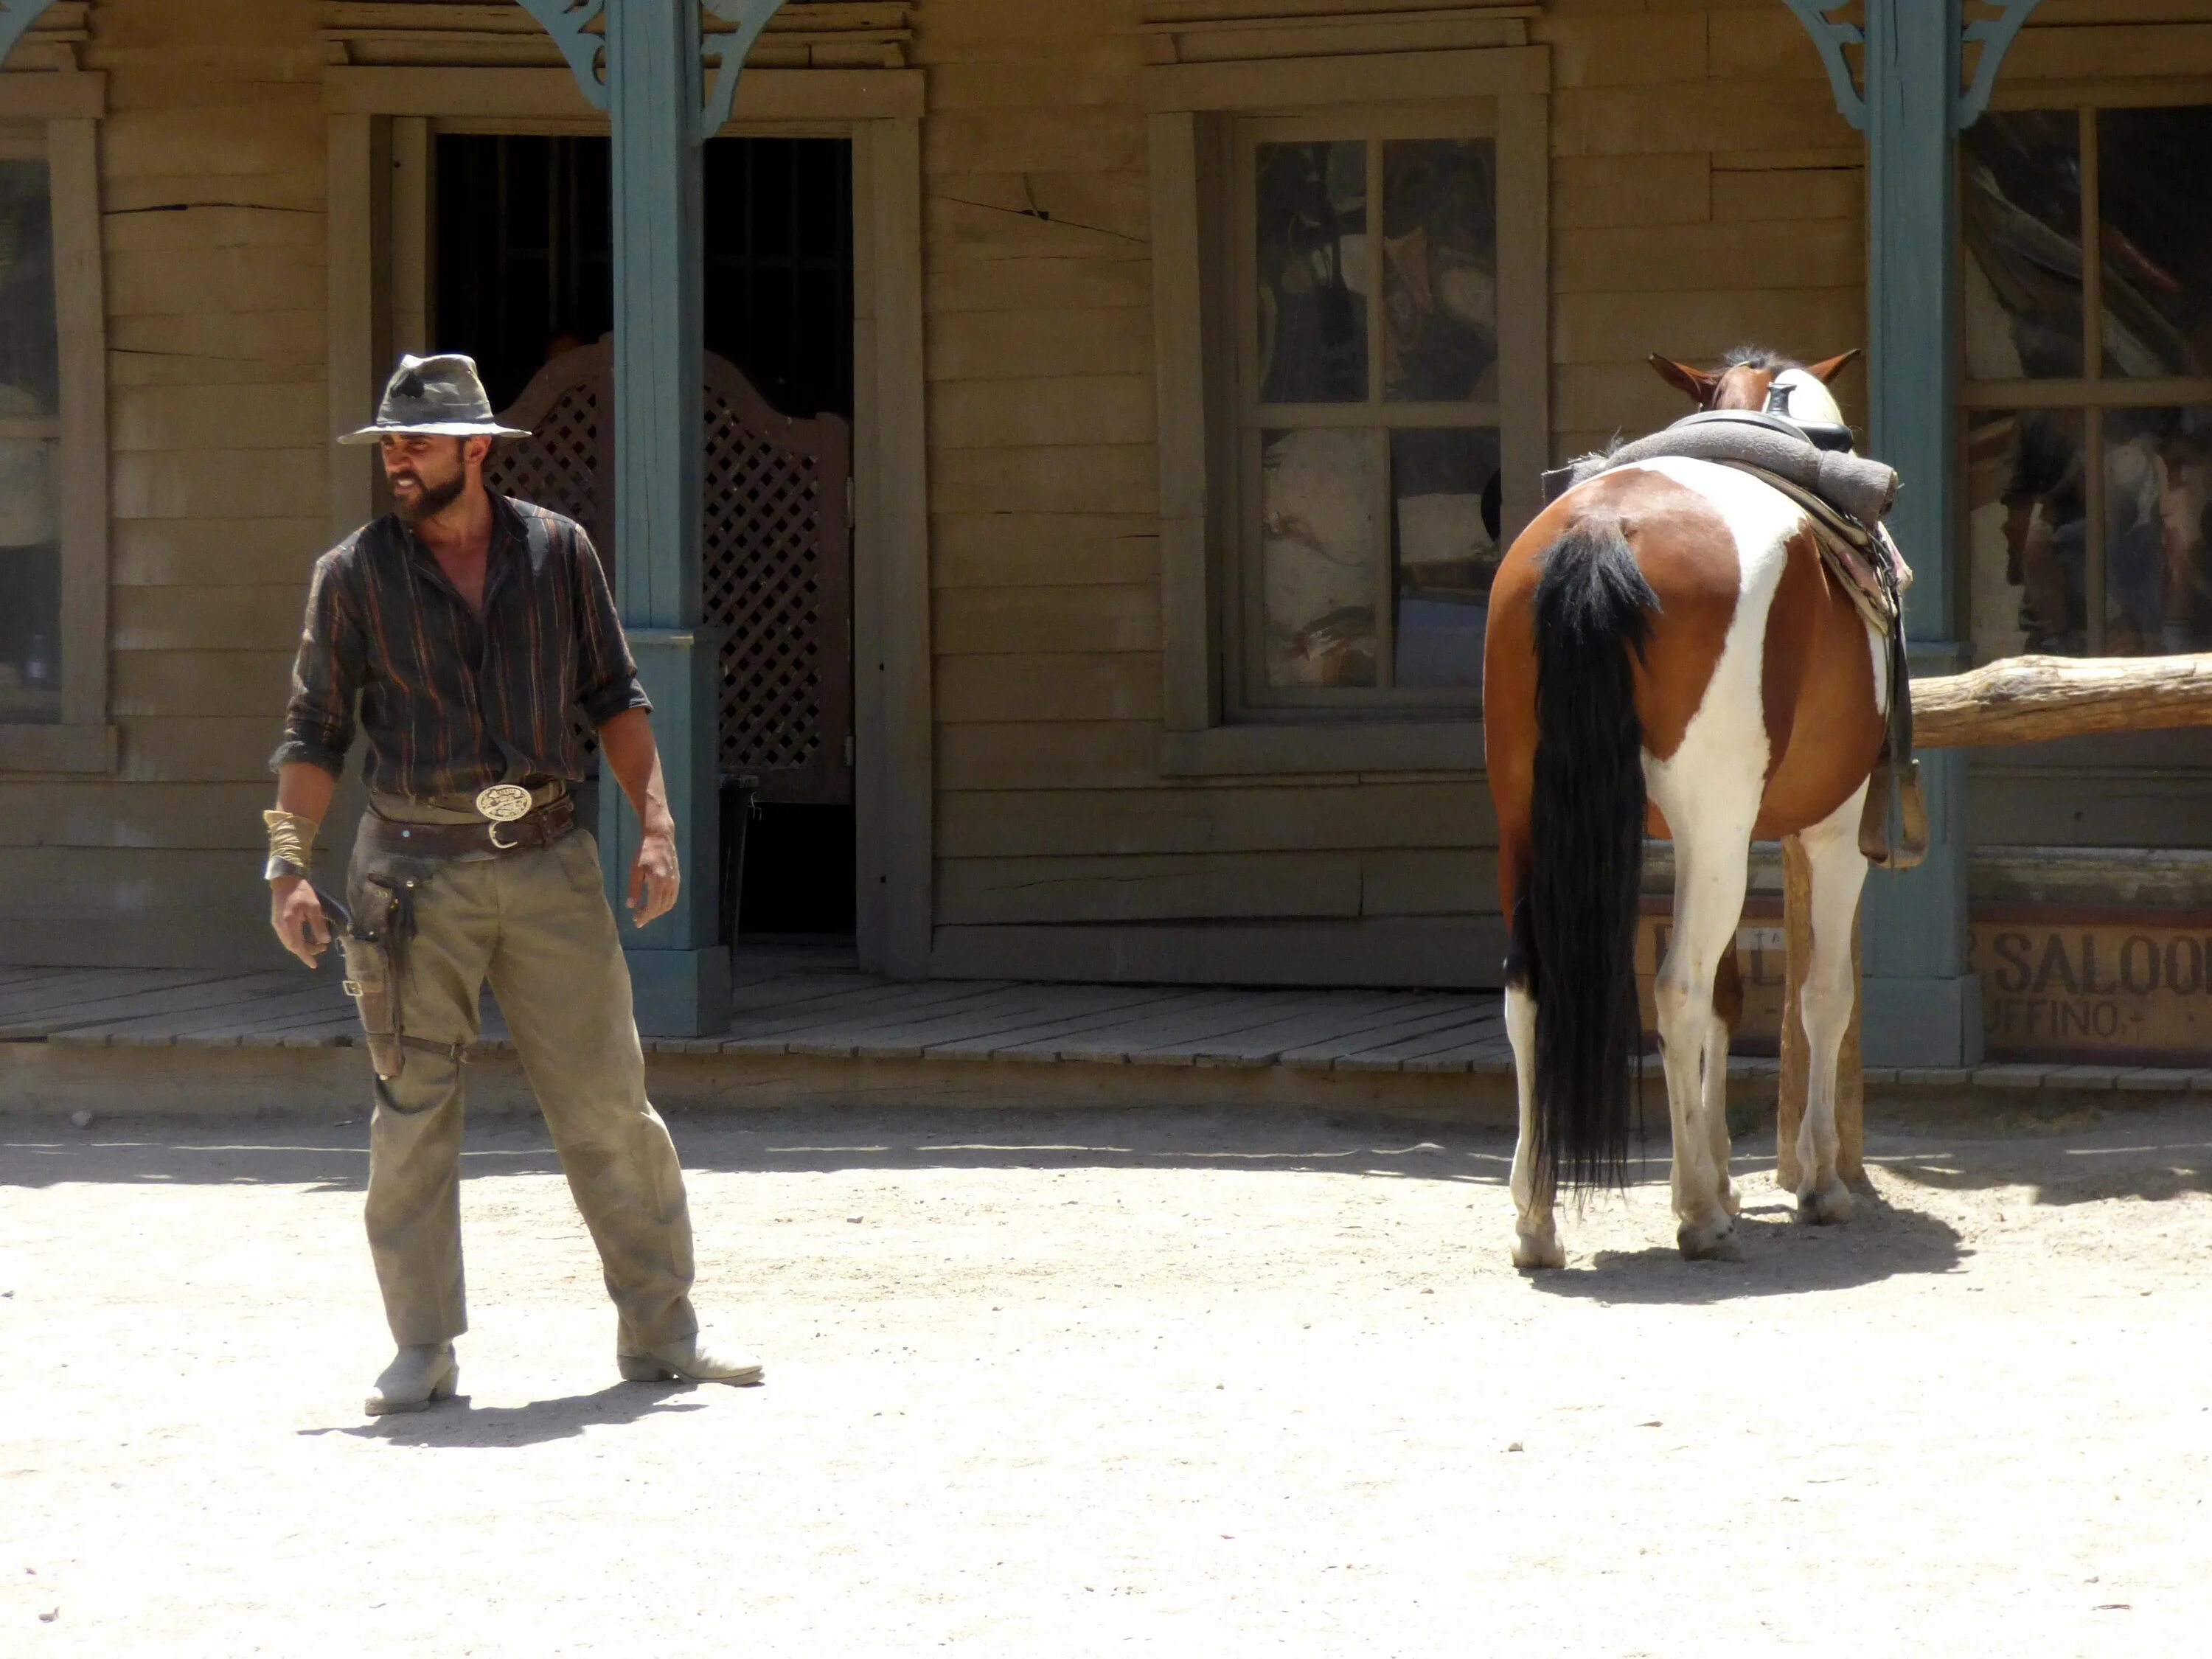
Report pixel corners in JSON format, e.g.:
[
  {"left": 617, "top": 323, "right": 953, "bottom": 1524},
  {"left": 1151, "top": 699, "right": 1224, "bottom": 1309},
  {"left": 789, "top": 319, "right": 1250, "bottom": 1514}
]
[{"left": 271, "top": 494, "right": 650, "bottom": 796}]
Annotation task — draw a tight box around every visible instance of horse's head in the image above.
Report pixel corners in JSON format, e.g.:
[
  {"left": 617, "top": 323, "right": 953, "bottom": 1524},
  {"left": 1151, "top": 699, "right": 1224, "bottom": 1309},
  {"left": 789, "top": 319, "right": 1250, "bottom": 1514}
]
[{"left": 1648, "top": 347, "right": 1861, "bottom": 428}]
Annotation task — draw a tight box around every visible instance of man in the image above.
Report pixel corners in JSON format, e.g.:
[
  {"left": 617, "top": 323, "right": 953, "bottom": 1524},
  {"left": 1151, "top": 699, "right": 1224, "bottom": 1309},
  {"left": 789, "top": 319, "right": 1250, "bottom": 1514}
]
[{"left": 266, "top": 352, "right": 760, "bottom": 1414}]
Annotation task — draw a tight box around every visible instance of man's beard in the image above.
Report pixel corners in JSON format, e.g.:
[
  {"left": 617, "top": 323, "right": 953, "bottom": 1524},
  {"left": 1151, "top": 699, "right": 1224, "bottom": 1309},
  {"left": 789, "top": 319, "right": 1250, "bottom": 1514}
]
[{"left": 392, "top": 469, "right": 466, "bottom": 525}]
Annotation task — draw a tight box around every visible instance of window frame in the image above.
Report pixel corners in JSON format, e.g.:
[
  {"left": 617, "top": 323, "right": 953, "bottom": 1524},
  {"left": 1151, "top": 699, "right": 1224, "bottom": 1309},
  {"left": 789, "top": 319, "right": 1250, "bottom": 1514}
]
[
  {"left": 1961, "top": 87, "right": 2212, "bottom": 661},
  {"left": 0, "top": 72, "right": 111, "bottom": 774},
  {"left": 1231, "top": 108, "right": 1504, "bottom": 714},
  {"left": 1147, "top": 44, "right": 1548, "bottom": 778}
]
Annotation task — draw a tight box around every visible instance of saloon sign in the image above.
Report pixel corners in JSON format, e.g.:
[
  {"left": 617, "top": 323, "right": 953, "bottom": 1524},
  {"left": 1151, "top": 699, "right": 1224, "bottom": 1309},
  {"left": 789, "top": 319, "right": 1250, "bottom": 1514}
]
[{"left": 1969, "top": 911, "right": 2212, "bottom": 1062}]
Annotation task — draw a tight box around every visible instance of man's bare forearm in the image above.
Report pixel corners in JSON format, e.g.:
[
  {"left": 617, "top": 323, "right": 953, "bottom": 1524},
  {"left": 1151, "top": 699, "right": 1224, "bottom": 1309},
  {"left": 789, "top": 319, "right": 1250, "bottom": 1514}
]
[
  {"left": 274, "top": 760, "right": 338, "bottom": 824},
  {"left": 597, "top": 709, "right": 674, "bottom": 835}
]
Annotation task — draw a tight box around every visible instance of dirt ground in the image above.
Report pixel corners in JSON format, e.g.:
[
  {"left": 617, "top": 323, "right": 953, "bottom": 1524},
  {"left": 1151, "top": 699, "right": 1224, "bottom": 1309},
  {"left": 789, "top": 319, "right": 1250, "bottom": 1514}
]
[{"left": 3, "top": 1100, "right": 2211, "bottom": 1658}]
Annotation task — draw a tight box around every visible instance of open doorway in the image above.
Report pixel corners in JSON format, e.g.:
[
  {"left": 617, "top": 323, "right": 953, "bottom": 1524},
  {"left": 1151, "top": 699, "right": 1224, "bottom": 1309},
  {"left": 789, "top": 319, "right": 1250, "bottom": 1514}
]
[{"left": 435, "top": 133, "right": 858, "bottom": 941}]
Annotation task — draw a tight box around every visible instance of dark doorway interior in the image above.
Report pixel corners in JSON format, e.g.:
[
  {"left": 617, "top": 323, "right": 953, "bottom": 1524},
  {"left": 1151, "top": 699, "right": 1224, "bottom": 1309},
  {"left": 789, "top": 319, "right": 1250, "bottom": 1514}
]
[{"left": 437, "top": 133, "right": 857, "bottom": 939}]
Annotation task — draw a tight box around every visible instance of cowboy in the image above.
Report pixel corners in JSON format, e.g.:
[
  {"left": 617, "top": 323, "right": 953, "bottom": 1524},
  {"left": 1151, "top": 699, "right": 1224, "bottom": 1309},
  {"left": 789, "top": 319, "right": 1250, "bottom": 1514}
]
[{"left": 265, "top": 352, "right": 761, "bottom": 1414}]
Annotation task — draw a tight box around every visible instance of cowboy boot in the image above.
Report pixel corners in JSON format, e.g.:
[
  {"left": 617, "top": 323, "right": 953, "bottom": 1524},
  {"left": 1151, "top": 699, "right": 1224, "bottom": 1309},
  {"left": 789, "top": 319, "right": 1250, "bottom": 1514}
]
[
  {"left": 364, "top": 1342, "right": 459, "bottom": 1415},
  {"left": 617, "top": 1334, "right": 763, "bottom": 1386}
]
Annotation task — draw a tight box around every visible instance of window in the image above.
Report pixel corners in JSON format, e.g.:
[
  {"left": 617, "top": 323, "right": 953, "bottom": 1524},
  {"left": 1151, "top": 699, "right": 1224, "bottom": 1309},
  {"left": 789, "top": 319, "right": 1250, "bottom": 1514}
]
[
  {"left": 0, "top": 137, "right": 58, "bottom": 724},
  {"left": 1237, "top": 119, "right": 1501, "bottom": 709},
  {"left": 1147, "top": 40, "right": 1548, "bottom": 773},
  {"left": 0, "top": 86, "right": 109, "bottom": 773},
  {"left": 1962, "top": 105, "right": 2212, "bottom": 662}
]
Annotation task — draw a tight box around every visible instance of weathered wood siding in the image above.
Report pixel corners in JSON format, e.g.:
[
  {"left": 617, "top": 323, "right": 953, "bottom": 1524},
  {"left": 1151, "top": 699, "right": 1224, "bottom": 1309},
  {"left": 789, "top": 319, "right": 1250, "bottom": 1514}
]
[
  {"left": 1, "top": 0, "right": 324, "bottom": 966},
  {"left": 915, "top": 0, "right": 1863, "bottom": 986}
]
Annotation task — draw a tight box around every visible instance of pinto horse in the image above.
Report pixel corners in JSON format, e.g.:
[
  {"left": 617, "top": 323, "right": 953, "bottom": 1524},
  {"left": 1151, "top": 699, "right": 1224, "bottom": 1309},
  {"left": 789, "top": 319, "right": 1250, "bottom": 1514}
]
[{"left": 1483, "top": 347, "right": 1885, "bottom": 1266}]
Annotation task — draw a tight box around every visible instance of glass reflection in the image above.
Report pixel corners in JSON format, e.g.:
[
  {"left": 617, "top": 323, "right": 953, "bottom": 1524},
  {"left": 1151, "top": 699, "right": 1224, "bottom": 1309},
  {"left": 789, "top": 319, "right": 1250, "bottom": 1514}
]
[
  {"left": 1392, "top": 428, "right": 1500, "bottom": 689},
  {"left": 1255, "top": 141, "right": 1368, "bottom": 405},
  {"left": 0, "top": 158, "right": 60, "bottom": 723},
  {"left": 1966, "top": 409, "right": 2087, "bottom": 659},
  {"left": 1961, "top": 111, "right": 2084, "bottom": 380},
  {"left": 1381, "top": 139, "right": 1497, "bottom": 403},
  {"left": 1262, "top": 428, "right": 1380, "bottom": 688},
  {"left": 2104, "top": 407, "right": 2212, "bottom": 653},
  {"left": 2099, "top": 107, "right": 2212, "bottom": 379}
]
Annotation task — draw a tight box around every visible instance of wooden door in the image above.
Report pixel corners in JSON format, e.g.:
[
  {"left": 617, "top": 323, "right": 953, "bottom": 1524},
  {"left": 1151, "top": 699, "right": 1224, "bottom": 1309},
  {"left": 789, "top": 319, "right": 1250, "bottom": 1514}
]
[{"left": 486, "top": 344, "right": 854, "bottom": 807}]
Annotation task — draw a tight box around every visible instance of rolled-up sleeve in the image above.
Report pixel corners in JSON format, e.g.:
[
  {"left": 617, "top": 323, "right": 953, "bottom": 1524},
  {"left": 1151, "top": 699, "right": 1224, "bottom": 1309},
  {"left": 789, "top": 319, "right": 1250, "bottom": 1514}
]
[
  {"left": 268, "top": 550, "right": 364, "bottom": 777},
  {"left": 571, "top": 527, "right": 653, "bottom": 727}
]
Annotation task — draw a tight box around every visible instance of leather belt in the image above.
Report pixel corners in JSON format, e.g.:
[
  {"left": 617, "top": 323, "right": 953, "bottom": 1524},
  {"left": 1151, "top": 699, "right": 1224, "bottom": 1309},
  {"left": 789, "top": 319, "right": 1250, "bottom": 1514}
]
[
  {"left": 421, "top": 780, "right": 568, "bottom": 816},
  {"left": 366, "top": 793, "right": 576, "bottom": 858}
]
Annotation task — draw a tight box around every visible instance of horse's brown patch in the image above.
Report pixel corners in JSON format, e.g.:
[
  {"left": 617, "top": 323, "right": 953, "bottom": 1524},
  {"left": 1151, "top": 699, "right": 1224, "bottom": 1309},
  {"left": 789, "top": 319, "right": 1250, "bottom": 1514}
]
[
  {"left": 1752, "top": 526, "right": 1887, "bottom": 839},
  {"left": 1484, "top": 468, "right": 1739, "bottom": 908}
]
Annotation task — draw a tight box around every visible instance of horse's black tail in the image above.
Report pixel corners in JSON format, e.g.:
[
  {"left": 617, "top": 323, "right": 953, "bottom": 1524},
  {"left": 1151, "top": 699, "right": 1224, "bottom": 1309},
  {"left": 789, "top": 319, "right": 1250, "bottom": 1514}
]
[{"left": 1515, "top": 518, "right": 1658, "bottom": 1195}]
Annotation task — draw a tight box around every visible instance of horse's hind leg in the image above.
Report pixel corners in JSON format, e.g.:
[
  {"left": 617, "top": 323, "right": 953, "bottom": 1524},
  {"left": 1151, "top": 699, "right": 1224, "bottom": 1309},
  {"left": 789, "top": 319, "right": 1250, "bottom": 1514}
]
[
  {"left": 1705, "top": 953, "right": 1744, "bottom": 1217},
  {"left": 1505, "top": 977, "right": 1565, "bottom": 1269},
  {"left": 1792, "top": 785, "right": 1870, "bottom": 1225},
  {"left": 1655, "top": 812, "right": 1756, "bottom": 1261}
]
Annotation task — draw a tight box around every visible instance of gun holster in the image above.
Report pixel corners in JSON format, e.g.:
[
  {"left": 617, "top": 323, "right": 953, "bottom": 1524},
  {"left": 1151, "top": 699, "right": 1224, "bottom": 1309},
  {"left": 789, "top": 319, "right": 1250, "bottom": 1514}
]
[
  {"left": 336, "top": 864, "right": 470, "bottom": 1082},
  {"left": 339, "top": 931, "right": 406, "bottom": 1080}
]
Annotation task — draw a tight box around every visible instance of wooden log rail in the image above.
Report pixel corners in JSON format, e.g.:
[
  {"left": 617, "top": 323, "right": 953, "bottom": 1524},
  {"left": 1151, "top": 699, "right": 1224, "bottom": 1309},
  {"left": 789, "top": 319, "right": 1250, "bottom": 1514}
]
[{"left": 1778, "top": 654, "right": 2212, "bottom": 1191}]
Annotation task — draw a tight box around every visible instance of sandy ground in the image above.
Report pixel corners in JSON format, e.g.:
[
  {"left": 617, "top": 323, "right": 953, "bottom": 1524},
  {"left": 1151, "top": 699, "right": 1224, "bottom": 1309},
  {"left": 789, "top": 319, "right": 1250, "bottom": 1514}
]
[{"left": 3, "top": 1100, "right": 2211, "bottom": 1658}]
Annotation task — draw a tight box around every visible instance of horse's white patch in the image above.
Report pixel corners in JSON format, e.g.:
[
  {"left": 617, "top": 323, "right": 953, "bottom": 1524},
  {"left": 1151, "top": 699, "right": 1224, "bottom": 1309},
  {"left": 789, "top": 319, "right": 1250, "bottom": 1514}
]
[
  {"left": 1770, "top": 366, "right": 1846, "bottom": 428},
  {"left": 1620, "top": 456, "right": 1800, "bottom": 813}
]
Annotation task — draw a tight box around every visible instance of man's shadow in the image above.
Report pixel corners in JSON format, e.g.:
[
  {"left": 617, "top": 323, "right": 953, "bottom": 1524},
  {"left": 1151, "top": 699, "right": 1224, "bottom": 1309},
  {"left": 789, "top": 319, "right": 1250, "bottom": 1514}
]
[{"left": 299, "top": 1382, "right": 714, "bottom": 1449}]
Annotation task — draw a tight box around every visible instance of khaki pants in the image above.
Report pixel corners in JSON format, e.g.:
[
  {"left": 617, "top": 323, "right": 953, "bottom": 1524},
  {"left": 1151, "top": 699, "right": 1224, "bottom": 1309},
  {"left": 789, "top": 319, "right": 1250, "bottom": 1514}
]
[{"left": 351, "top": 796, "right": 698, "bottom": 1352}]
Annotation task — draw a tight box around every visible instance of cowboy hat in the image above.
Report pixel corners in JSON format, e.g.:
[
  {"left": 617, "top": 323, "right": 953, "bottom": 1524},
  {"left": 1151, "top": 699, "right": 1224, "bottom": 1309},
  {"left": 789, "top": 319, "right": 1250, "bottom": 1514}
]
[{"left": 338, "top": 352, "right": 530, "bottom": 445}]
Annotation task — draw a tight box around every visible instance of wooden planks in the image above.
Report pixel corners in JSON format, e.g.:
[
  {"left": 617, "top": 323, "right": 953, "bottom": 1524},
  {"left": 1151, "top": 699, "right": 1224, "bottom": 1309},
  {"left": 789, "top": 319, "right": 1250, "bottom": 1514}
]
[{"left": 0, "top": 964, "right": 1523, "bottom": 1075}]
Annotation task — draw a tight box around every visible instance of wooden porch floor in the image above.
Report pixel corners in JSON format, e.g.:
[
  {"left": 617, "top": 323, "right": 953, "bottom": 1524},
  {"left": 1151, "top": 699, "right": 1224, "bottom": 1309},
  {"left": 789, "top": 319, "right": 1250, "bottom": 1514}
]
[
  {"left": 0, "top": 948, "right": 1517, "bottom": 1073},
  {"left": 9, "top": 954, "right": 2210, "bottom": 1114}
]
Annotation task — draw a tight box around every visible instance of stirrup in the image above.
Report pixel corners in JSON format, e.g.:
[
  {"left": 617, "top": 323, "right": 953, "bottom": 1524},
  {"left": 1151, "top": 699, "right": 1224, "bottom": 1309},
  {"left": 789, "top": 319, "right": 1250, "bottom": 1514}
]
[{"left": 1860, "top": 755, "right": 1928, "bottom": 870}]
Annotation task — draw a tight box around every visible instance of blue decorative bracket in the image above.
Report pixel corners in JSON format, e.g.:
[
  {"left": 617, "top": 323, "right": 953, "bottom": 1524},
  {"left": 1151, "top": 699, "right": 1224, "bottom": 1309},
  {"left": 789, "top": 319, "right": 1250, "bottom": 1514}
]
[
  {"left": 1781, "top": 0, "right": 2043, "bottom": 132},
  {"left": 1778, "top": 1, "right": 1867, "bottom": 132},
  {"left": 514, "top": 0, "right": 608, "bottom": 109},
  {"left": 515, "top": 0, "right": 790, "bottom": 142},
  {"left": 0, "top": 0, "right": 63, "bottom": 72},
  {"left": 700, "top": 1, "right": 790, "bottom": 143},
  {"left": 1958, "top": 0, "right": 2040, "bottom": 129}
]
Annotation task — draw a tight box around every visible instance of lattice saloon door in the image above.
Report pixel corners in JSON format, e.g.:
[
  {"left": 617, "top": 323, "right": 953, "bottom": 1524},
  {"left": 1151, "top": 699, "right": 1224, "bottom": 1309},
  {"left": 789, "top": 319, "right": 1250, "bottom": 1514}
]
[
  {"left": 484, "top": 341, "right": 616, "bottom": 561},
  {"left": 487, "top": 344, "right": 854, "bottom": 807},
  {"left": 701, "top": 353, "right": 853, "bottom": 807}
]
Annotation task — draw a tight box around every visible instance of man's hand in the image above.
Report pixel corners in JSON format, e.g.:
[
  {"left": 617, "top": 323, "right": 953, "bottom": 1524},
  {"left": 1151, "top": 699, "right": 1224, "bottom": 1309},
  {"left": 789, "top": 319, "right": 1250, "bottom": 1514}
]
[
  {"left": 627, "top": 824, "right": 681, "bottom": 929},
  {"left": 271, "top": 874, "right": 333, "bottom": 966}
]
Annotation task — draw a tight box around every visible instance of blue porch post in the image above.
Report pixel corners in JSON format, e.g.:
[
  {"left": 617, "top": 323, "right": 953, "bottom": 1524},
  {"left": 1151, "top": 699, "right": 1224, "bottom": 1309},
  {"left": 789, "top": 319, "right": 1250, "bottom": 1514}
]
[
  {"left": 518, "top": 0, "right": 789, "bottom": 1035},
  {"left": 1857, "top": 0, "right": 1980, "bottom": 1069},
  {"left": 601, "top": 0, "right": 724, "bottom": 1037},
  {"left": 1784, "top": 0, "right": 2041, "bottom": 1067}
]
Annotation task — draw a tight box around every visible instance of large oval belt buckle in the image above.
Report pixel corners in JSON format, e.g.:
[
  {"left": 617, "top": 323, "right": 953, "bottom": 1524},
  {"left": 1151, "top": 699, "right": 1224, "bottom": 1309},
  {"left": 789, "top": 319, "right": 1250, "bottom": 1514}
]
[{"left": 475, "top": 784, "right": 533, "bottom": 849}]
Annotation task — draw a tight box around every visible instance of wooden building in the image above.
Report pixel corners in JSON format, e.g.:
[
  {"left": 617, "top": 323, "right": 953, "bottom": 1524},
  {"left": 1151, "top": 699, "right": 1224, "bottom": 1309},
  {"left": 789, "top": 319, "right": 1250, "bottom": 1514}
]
[{"left": 1, "top": 0, "right": 2207, "bottom": 1064}]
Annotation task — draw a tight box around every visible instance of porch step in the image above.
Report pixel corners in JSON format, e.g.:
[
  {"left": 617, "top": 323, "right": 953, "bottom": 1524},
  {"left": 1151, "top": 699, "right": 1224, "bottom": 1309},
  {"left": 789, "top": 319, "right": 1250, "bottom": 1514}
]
[{"left": 4, "top": 964, "right": 2209, "bottom": 1120}]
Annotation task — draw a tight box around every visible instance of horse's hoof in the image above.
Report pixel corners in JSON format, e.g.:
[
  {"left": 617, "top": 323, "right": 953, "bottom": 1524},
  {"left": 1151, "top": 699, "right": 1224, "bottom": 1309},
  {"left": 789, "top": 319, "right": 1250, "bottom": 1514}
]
[
  {"left": 1512, "top": 1231, "right": 1567, "bottom": 1271},
  {"left": 1797, "top": 1181, "right": 1854, "bottom": 1226},
  {"left": 1677, "top": 1219, "right": 1740, "bottom": 1262}
]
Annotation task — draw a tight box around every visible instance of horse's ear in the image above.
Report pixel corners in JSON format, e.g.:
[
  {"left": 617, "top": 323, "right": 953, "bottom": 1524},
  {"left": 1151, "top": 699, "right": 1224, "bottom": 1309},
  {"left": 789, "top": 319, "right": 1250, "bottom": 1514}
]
[
  {"left": 1649, "top": 354, "right": 1722, "bottom": 406},
  {"left": 1805, "top": 349, "right": 1863, "bottom": 385}
]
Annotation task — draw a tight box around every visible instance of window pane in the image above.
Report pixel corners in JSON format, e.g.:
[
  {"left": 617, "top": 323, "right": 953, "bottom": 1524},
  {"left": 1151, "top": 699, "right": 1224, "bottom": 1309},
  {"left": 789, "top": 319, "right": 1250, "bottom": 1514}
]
[
  {"left": 1966, "top": 409, "right": 2087, "bottom": 660},
  {"left": 1255, "top": 141, "right": 1367, "bottom": 405},
  {"left": 1382, "top": 139, "right": 1497, "bottom": 403},
  {"left": 1961, "top": 111, "right": 2083, "bottom": 379},
  {"left": 1392, "top": 428, "right": 1500, "bottom": 689},
  {"left": 0, "top": 157, "right": 60, "bottom": 724},
  {"left": 1261, "top": 428, "right": 1379, "bottom": 688},
  {"left": 2104, "top": 407, "right": 2212, "bottom": 653},
  {"left": 2098, "top": 108, "right": 2212, "bottom": 379}
]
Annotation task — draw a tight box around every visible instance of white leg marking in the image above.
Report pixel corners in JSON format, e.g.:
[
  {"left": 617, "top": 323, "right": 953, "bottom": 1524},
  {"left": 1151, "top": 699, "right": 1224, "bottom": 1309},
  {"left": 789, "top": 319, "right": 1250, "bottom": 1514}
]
[
  {"left": 1632, "top": 456, "right": 1804, "bottom": 1261},
  {"left": 1650, "top": 813, "right": 1757, "bottom": 1261},
  {"left": 1703, "top": 1013, "right": 1738, "bottom": 1217},
  {"left": 1504, "top": 983, "right": 1564, "bottom": 1269},
  {"left": 1793, "top": 784, "right": 1870, "bottom": 1225}
]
